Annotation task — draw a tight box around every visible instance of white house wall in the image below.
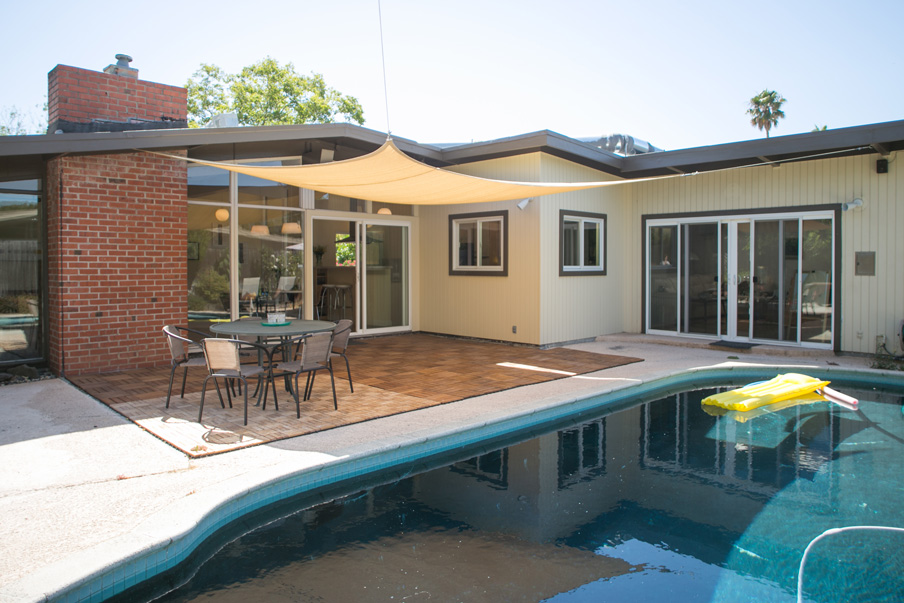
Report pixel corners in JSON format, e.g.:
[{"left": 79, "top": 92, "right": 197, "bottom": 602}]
[
  {"left": 622, "top": 151, "right": 904, "bottom": 355},
  {"left": 418, "top": 154, "right": 543, "bottom": 344},
  {"left": 536, "top": 155, "right": 624, "bottom": 346},
  {"left": 417, "top": 152, "right": 625, "bottom": 346}
]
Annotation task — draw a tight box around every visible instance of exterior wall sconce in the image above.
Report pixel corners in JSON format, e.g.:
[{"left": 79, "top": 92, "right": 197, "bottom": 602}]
[
  {"left": 842, "top": 198, "right": 863, "bottom": 212},
  {"left": 251, "top": 224, "right": 270, "bottom": 235},
  {"left": 281, "top": 222, "right": 302, "bottom": 234},
  {"left": 215, "top": 208, "right": 229, "bottom": 222},
  {"left": 517, "top": 198, "right": 532, "bottom": 210}
]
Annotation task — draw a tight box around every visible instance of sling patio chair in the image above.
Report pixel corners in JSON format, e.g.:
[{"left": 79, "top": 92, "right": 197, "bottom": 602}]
[
  {"left": 199, "top": 337, "right": 277, "bottom": 425},
  {"left": 163, "top": 324, "right": 212, "bottom": 408},
  {"left": 272, "top": 331, "right": 338, "bottom": 415},
  {"left": 329, "top": 319, "right": 354, "bottom": 393},
  {"left": 274, "top": 276, "right": 297, "bottom": 312}
]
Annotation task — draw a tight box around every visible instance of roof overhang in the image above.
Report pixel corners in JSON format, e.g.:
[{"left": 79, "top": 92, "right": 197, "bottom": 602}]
[
  {"left": 620, "top": 120, "right": 904, "bottom": 178},
  {"left": 3, "top": 119, "right": 904, "bottom": 185}
]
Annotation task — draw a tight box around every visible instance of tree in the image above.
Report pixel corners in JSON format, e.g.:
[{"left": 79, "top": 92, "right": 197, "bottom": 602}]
[
  {"left": 1, "top": 103, "right": 46, "bottom": 136},
  {"left": 747, "top": 89, "right": 786, "bottom": 138},
  {"left": 812, "top": 124, "right": 828, "bottom": 132},
  {"left": 186, "top": 58, "right": 365, "bottom": 128}
]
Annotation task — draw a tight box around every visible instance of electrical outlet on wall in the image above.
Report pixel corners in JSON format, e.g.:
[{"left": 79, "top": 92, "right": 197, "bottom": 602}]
[{"left": 512, "top": 325, "right": 517, "bottom": 334}]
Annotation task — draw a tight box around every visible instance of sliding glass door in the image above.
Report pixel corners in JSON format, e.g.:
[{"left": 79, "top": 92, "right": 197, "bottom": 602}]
[
  {"left": 361, "top": 222, "right": 409, "bottom": 332},
  {"left": 312, "top": 218, "right": 410, "bottom": 335},
  {"left": 647, "top": 211, "right": 834, "bottom": 347}
]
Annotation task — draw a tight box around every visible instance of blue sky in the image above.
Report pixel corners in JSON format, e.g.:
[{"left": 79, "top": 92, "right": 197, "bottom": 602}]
[{"left": 2, "top": 0, "right": 902, "bottom": 150}]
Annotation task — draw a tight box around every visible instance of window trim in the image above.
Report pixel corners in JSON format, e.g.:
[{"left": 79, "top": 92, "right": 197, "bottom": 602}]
[
  {"left": 449, "top": 210, "right": 509, "bottom": 276},
  {"left": 559, "top": 210, "right": 607, "bottom": 276}
]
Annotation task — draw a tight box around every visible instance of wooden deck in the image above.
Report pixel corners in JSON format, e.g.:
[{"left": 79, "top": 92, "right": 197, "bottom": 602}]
[{"left": 68, "top": 333, "right": 641, "bottom": 457}]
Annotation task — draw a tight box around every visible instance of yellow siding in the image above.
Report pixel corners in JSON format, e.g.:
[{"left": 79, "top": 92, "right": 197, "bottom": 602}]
[
  {"left": 622, "top": 151, "right": 904, "bottom": 354},
  {"left": 418, "top": 155, "right": 543, "bottom": 343},
  {"left": 417, "top": 153, "right": 626, "bottom": 346},
  {"left": 537, "top": 155, "right": 625, "bottom": 345}
]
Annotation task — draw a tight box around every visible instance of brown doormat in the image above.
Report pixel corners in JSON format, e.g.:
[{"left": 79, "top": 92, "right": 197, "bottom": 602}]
[{"left": 347, "top": 333, "right": 643, "bottom": 403}]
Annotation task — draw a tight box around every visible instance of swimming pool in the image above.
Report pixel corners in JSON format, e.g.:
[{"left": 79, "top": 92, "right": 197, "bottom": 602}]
[{"left": 124, "top": 376, "right": 904, "bottom": 602}]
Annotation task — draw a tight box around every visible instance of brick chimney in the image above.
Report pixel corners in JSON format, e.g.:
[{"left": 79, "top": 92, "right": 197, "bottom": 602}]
[{"left": 47, "top": 54, "right": 188, "bottom": 133}]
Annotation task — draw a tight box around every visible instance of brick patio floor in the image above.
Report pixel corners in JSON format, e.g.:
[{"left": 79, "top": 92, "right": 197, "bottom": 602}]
[{"left": 67, "top": 333, "right": 641, "bottom": 457}]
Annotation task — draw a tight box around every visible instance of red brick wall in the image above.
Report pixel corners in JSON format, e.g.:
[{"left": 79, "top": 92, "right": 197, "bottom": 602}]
[
  {"left": 45, "top": 152, "right": 187, "bottom": 376},
  {"left": 48, "top": 64, "right": 186, "bottom": 128}
]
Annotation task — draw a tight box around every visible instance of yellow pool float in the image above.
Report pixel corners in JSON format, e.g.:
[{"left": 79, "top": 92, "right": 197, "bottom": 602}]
[{"left": 702, "top": 373, "right": 830, "bottom": 412}]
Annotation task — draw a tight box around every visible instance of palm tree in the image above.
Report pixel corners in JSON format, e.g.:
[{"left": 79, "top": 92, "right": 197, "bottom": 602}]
[{"left": 747, "top": 90, "right": 786, "bottom": 138}]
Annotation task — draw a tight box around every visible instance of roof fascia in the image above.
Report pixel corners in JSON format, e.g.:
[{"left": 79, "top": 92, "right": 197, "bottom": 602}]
[
  {"left": 0, "top": 123, "right": 446, "bottom": 163},
  {"left": 624, "top": 120, "right": 904, "bottom": 177},
  {"left": 438, "top": 130, "right": 626, "bottom": 175}
]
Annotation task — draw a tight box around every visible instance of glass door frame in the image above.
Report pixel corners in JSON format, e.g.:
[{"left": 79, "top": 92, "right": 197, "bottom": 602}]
[
  {"left": 311, "top": 215, "right": 412, "bottom": 337},
  {"left": 723, "top": 218, "right": 752, "bottom": 342},
  {"left": 356, "top": 218, "right": 412, "bottom": 336},
  {"left": 645, "top": 209, "right": 835, "bottom": 348}
]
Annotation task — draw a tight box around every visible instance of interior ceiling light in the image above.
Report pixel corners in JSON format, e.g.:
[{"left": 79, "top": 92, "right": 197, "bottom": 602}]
[
  {"left": 215, "top": 208, "right": 229, "bottom": 222},
  {"left": 377, "top": 207, "right": 392, "bottom": 215},
  {"left": 281, "top": 222, "right": 302, "bottom": 234},
  {"left": 251, "top": 225, "right": 270, "bottom": 235}
]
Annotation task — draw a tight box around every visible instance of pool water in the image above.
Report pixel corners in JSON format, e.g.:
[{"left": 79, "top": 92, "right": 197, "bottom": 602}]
[{"left": 147, "top": 382, "right": 904, "bottom": 602}]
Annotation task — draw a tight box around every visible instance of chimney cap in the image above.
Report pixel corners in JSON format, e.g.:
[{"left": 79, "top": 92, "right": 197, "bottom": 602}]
[{"left": 103, "top": 54, "right": 138, "bottom": 78}]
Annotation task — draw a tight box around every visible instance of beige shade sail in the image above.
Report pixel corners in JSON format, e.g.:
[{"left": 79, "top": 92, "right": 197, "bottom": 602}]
[{"left": 154, "top": 137, "right": 653, "bottom": 205}]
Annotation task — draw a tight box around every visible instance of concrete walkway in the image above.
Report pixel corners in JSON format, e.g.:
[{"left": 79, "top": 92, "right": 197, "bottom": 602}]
[{"left": 0, "top": 335, "right": 881, "bottom": 601}]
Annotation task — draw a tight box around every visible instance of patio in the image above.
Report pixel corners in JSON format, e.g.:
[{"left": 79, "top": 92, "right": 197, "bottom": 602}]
[{"left": 67, "top": 333, "right": 642, "bottom": 456}]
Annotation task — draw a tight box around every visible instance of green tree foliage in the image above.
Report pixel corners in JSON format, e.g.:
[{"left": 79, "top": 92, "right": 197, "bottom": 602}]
[
  {"left": 186, "top": 58, "right": 365, "bottom": 128},
  {"left": 1, "top": 103, "right": 46, "bottom": 135},
  {"left": 747, "top": 89, "right": 786, "bottom": 138},
  {"left": 185, "top": 65, "right": 233, "bottom": 128}
]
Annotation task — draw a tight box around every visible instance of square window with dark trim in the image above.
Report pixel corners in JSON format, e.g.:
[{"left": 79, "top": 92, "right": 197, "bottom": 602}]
[
  {"left": 449, "top": 210, "right": 508, "bottom": 276},
  {"left": 560, "top": 210, "right": 606, "bottom": 275}
]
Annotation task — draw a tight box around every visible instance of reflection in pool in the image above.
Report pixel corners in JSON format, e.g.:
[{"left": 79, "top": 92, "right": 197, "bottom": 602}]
[{"left": 146, "top": 383, "right": 904, "bottom": 602}]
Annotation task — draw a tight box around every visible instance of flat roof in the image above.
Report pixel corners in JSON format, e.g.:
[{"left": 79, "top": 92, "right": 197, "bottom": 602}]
[{"left": 2, "top": 119, "right": 903, "bottom": 182}]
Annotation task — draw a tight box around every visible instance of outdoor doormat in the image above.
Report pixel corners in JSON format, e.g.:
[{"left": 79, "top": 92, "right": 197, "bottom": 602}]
[{"left": 709, "top": 340, "right": 759, "bottom": 350}]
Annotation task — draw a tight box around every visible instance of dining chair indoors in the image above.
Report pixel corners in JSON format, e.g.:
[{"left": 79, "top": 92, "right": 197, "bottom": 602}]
[
  {"left": 199, "top": 338, "right": 275, "bottom": 425},
  {"left": 329, "top": 319, "right": 354, "bottom": 393},
  {"left": 273, "top": 331, "right": 338, "bottom": 415},
  {"left": 163, "top": 325, "right": 210, "bottom": 408}
]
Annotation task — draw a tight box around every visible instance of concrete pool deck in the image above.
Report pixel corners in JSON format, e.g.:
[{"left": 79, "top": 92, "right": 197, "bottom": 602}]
[{"left": 0, "top": 334, "right": 888, "bottom": 602}]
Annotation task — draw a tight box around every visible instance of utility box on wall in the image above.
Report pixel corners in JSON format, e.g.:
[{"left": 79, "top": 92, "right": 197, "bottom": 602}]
[{"left": 854, "top": 251, "right": 876, "bottom": 276}]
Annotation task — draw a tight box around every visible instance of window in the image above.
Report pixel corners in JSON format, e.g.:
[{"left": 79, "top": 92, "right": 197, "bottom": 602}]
[
  {"left": 449, "top": 210, "right": 508, "bottom": 276},
  {"left": 560, "top": 210, "right": 606, "bottom": 275}
]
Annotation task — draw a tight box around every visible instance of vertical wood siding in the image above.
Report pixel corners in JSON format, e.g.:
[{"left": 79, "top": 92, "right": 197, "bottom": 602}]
[
  {"left": 537, "top": 156, "right": 624, "bottom": 345},
  {"left": 418, "top": 155, "right": 543, "bottom": 343},
  {"left": 622, "top": 151, "right": 903, "bottom": 354}
]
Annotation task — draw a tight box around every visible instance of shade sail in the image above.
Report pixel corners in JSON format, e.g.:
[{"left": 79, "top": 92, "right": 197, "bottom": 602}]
[{"left": 154, "top": 138, "right": 643, "bottom": 205}]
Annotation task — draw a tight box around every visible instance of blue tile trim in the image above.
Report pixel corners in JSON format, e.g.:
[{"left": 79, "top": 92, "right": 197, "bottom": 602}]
[{"left": 56, "top": 366, "right": 903, "bottom": 601}]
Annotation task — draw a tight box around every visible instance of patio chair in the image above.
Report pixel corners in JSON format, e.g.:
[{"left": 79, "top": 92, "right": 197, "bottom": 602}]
[
  {"left": 163, "top": 325, "right": 210, "bottom": 408},
  {"left": 273, "top": 331, "right": 337, "bottom": 415},
  {"left": 329, "top": 319, "right": 354, "bottom": 393},
  {"left": 199, "top": 337, "right": 275, "bottom": 425}
]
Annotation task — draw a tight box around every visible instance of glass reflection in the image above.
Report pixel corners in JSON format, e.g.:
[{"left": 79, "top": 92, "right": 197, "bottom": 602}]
[{"left": 0, "top": 179, "right": 42, "bottom": 363}]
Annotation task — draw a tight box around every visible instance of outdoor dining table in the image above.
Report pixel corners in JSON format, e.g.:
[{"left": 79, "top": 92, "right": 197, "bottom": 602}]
[
  {"left": 209, "top": 318, "right": 337, "bottom": 407},
  {"left": 209, "top": 318, "right": 336, "bottom": 341}
]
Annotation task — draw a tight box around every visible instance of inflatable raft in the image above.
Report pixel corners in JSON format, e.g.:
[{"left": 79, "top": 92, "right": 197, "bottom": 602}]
[{"left": 702, "top": 373, "right": 858, "bottom": 412}]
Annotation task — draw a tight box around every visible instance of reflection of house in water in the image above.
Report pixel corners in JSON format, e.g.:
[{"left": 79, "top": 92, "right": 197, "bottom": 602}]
[{"left": 410, "top": 389, "right": 853, "bottom": 549}]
